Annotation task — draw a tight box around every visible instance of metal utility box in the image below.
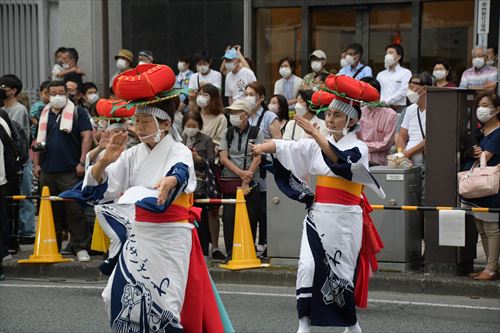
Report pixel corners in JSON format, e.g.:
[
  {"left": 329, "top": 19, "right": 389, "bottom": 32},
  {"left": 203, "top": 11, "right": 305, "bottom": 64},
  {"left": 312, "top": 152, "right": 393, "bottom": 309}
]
[{"left": 365, "top": 166, "right": 422, "bottom": 272}]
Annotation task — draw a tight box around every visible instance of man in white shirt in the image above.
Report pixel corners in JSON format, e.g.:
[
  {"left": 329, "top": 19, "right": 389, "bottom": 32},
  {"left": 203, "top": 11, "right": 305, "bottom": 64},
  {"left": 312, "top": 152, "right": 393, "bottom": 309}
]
[
  {"left": 223, "top": 48, "right": 257, "bottom": 105},
  {"left": 188, "top": 52, "right": 222, "bottom": 91},
  {"left": 376, "top": 44, "right": 412, "bottom": 111}
]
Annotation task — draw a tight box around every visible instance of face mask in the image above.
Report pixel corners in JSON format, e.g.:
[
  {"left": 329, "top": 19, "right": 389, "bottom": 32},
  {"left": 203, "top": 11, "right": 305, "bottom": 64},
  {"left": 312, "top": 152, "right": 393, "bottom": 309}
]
[
  {"left": 229, "top": 114, "right": 242, "bottom": 127},
  {"left": 86, "top": 93, "right": 99, "bottom": 104},
  {"left": 0, "top": 89, "right": 6, "bottom": 101},
  {"left": 62, "top": 62, "right": 70, "bottom": 69},
  {"left": 196, "top": 95, "right": 210, "bottom": 108},
  {"left": 384, "top": 54, "right": 396, "bottom": 68},
  {"left": 50, "top": 95, "right": 67, "bottom": 109},
  {"left": 225, "top": 61, "right": 235, "bottom": 72},
  {"left": 138, "top": 61, "right": 146, "bottom": 65},
  {"left": 406, "top": 89, "right": 420, "bottom": 104},
  {"left": 197, "top": 65, "right": 209, "bottom": 75},
  {"left": 486, "top": 60, "right": 494, "bottom": 66},
  {"left": 244, "top": 96, "right": 258, "bottom": 109},
  {"left": 433, "top": 70, "right": 447, "bottom": 80},
  {"left": 116, "top": 59, "right": 128, "bottom": 71},
  {"left": 345, "top": 55, "right": 355, "bottom": 66},
  {"left": 177, "top": 62, "right": 186, "bottom": 72},
  {"left": 476, "top": 106, "right": 498, "bottom": 123},
  {"left": 183, "top": 127, "right": 199, "bottom": 138},
  {"left": 279, "top": 67, "right": 291, "bottom": 78},
  {"left": 311, "top": 61, "right": 323, "bottom": 72},
  {"left": 472, "top": 57, "right": 485, "bottom": 69},
  {"left": 340, "top": 58, "right": 348, "bottom": 68},
  {"left": 268, "top": 103, "right": 279, "bottom": 113},
  {"left": 294, "top": 103, "right": 308, "bottom": 116}
]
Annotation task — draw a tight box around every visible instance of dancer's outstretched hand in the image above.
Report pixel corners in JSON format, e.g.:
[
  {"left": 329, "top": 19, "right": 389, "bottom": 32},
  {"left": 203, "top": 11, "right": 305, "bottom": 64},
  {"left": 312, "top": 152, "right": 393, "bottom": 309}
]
[
  {"left": 101, "top": 132, "right": 128, "bottom": 165},
  {"left": 295, "top": 116, "right": 320, "bottom": 137}
]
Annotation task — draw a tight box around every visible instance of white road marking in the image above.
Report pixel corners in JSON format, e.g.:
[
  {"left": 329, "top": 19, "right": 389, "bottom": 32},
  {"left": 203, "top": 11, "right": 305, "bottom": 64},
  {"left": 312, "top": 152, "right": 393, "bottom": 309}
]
[{"left": 1, "top": 283, "right": 499, "bottom": 312}]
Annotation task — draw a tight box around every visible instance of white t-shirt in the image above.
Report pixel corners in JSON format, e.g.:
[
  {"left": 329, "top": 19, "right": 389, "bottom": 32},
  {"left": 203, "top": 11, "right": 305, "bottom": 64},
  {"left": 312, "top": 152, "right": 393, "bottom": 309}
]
[
  {"left": 224, "top": 67, "right": 257, "bottom": 100},
  {"left": 188, "top": 70, "right": 222, "bottom": 90},
  {"left": 401, "top": 103, "right": 426, "bottom": 166}
]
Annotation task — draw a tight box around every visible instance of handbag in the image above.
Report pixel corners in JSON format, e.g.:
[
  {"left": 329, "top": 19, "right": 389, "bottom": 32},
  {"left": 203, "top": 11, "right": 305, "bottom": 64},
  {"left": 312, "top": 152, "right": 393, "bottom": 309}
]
[
  {"left": 215, "top": 167, "right": 241, "bottom": 195},
  {"left": 458, "top": 152, "right": 500, "bottom": 199}
]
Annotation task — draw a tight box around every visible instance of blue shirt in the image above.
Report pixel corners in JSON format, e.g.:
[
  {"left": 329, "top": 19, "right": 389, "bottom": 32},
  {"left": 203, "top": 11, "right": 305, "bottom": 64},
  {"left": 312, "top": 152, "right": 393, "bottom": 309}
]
[
  {"left": 40, "top": 106, "right": 92, "bottom": 173},
  {"left": 338, "top": 62, "right": 373, "bottom": 80}
]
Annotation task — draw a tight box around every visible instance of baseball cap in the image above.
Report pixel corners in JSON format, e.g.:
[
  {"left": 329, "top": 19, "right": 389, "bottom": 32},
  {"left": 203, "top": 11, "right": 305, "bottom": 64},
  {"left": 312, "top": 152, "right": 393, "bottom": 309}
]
[
  {"left": 224, "top": 99, "right": 252, "bottom": 114},
  {"left": 309, "top": 50, "right": 327, "bottom": 60},
  {"left": 223, "top": 48, "right": 239, "bottom": 60}
]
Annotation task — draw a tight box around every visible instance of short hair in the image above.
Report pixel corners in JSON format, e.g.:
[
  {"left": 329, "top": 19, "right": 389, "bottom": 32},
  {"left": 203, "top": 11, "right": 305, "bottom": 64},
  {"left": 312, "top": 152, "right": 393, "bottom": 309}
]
[
  {"left": 246, "top": 81, "right": 266, "bottom": 99},
  {"left": 270, "top": 94, "right": 289, "bottom": 122},
  {"left": 359, "top": 77, "right": 381, "bottom": 93},
  {"left": 410, "top": 72, "right": 433, "bottom": 87},
  {"left": 39, "top": 80, "right": 50, "bottom": 92},
  {"left": 194, "top": 52, "right": 211, "bottom": 64},
  {"left": 346, "top": 43, "right": 363, "bottom": 56},
  {"left": 298, "top": 89, "right": 314, "bottom": 113},
  {"left": 472, "top": 45, "right": 486, "bottom": 55},
  {"left": 65, "top": 47, "right": 79, "bottom": 63},
  {"left": 64, "top": 73, "right": 83, "bottom": 93},
  {"left": 199, "top": 83, "right": 224, "bottom": 115},
  {"left": 474, "top": 91, "right": 500, "bottom": 109},
  {"left": 48, "top": 80, "right": 67, "bottom": 92},
  {"left": 487, "top": 45, "right": 498, "bottom": 55},
  {"left": 432, "top": 58, "right": 452, "bottom": 81},
  {"left": 0, "top": 74, "right": 23, "bottom": 96},
  {"left": 55, "top": 47, "right": 67, "bottom": 56},
  {"left": 278, "top": 57, "right": 296, "bottom": 72},
  {"left": 182, "top": 111, "right": 204, "bottom": 130},
  {"left": 385, "top": 44, "right": 404, "bottom": 63},
  {"left": 82, "top": 82, "right": 98, "bottom": 94},
  {"left": 178, "top": 55, "right": 191, "bottom": 65}
]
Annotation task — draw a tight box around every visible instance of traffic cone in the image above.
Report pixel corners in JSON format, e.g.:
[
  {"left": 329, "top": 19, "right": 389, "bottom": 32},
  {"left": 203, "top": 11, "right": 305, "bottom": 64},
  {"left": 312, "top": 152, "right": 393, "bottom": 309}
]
[
  {"left": 90, "top": 217, "right": 110, "bottom": 253},
  {"left": 18, "top": 186, "right": 72, "bottom": 263},
  {"left": 220, "top": 188, "right": 262, "bottom": 270}
]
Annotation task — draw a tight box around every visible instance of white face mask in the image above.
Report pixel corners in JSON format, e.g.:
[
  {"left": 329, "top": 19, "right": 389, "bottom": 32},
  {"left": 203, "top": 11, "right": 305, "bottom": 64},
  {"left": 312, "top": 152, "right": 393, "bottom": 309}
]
[
  {"left": 197, "top": 65, "right": 209, "bottom": 75},
  {"left": 244, "top": 96, "right": 258, "bottom": 110},
  {"left": 183, "top": 127, "right": 199, "bottom": 138},
  {"left": 229, "top": 114, "right": 242, "bottom": 127},
  {"left": 486, "top": 59, "right": 495, "bottom": 66},
  {"left": 50, "top": 95, "right": 67, "bottom": 109},
  {"left": 476, "top": 106, "right": 498, "bottom": 123},
  {"left": 268, "top": 103, "right": 279, "bottom": 113},
  {"left": 116, "top": 58, "right": 129, "bottom": 71},
  {"left": 433, "top": 70, "right": 447, "bottom": 81},
  {"left": 225, "top": 61, "right": 236, "bottom": 72},
  {"left": 311, "top": 61, "right": 323, "bottom": 72},
  {"left": 177, "top": 62, "right": 187, "bottom": 72},
  {"left": 294, "top": 103, "right": 308, "bottom": 116},
  {"left": 279, "top": 67, "right": 292, "bottom": 78},
  {"left": 406, "top": 89, "right": 420, "bottom": 104},
  {"left": 86, "top": 93, "right": 99, "bottom": 104},
  {"left": 384, "top": 54, "right": 396, "bottom": 69},
  {"left": 62, "top": 63, "right": 70, "bottom": 69},
  {"left": 340, "top": 58, "right": 349, "bottom": 68},
  {"left": 472, "top": 57, "right": 485, "bottom": 69},
  {"left": 345, "top": 54, "right": 356, "bottom": 66},
  {"left": 196, "top": 95, "right": 210, "bottom": 108}
]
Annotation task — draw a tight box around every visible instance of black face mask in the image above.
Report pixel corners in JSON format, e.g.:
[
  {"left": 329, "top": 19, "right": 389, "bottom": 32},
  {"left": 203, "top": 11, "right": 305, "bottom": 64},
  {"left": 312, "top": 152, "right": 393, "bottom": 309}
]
[{"left": 0, "top": 89, "right": 7, "bottom": 101}]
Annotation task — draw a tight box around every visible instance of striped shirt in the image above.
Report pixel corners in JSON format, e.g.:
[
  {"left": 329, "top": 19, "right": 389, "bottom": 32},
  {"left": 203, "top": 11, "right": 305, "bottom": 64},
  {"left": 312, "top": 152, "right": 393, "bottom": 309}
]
[{"left": 459, "top": 65, "right": 497, "bottom": 88}]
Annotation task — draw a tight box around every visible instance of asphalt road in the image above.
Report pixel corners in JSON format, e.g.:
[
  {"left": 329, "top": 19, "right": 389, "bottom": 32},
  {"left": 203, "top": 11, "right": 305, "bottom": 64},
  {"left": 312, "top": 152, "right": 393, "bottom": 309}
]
[{"left": 0, "top": 279, "right": 499, "bottom": 333}]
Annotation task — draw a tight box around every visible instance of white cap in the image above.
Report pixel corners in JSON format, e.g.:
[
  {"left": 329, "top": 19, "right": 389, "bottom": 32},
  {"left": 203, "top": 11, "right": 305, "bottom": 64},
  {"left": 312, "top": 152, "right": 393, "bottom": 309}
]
[{"left": 309, "top": 50, "right": 327, "bottom": 60}]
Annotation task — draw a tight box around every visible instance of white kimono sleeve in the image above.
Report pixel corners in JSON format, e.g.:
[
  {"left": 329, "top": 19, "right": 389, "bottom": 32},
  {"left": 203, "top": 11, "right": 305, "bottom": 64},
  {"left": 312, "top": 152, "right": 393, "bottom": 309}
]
[{"left": 274, "top": 138, "right": 317, "bottom": 184}]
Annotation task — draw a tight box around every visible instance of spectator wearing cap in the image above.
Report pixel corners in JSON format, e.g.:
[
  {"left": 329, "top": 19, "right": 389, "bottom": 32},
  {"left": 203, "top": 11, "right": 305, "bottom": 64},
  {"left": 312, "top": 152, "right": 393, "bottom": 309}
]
[
  {"left": 459, "top": 46, "right": 497, "bottom": 92},
  {"left": 376, "top": 44, "right": 412, "bottom": 111},
  {"left": 357, "top": 77, "right": 397, "bottom": 166},
  {"left": 300, "top": 50, "right": 329, "bottom": 90},
  {"left": 138, "top": 50, "right": 154, "bottom": 65},
  {"left": 219, "top": 99, "right": 263, "bottom": 258},
  {"left": 188, "top": 52, "right": 222, "bottom": 91},
  {"left": 223, "top": 48, "right": 257, "bottom": 105},
  {"left": 175, "top": 55, "right": 193, "bottom": 113},
  {"left": 338, "top": 43, "right": 373, "bottom": 80},
  {"left": 219, "top": 45, "right": 251, "bottom": 76},
  {"left": 110, "top": 49, "right": 133, "bottom": 88}
]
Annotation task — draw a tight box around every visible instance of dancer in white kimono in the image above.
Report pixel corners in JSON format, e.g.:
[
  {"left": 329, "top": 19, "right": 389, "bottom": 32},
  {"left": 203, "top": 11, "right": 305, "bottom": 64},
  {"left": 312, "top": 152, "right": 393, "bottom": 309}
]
[{"left": 252, "top": 76, "right": 385, "bottom": 333}]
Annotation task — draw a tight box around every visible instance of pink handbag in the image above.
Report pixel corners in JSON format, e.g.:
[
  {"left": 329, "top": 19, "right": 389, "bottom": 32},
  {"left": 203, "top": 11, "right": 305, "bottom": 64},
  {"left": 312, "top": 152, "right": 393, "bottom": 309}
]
[{"left": 458, "top": 152, "right": 500, "bottom": 199}]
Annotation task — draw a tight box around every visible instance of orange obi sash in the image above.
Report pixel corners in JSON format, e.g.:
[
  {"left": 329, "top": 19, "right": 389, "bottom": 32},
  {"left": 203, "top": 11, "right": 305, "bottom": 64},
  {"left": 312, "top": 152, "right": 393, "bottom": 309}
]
[
  {"left": 135, "top": 193, "right": 193, "bottom": 223},
  {"left": 315, "top": 175, "right": 363, "bottom": 204}
]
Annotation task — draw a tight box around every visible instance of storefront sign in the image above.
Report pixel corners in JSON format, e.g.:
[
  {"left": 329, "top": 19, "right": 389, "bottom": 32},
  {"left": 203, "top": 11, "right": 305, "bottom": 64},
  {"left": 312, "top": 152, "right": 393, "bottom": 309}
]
[{"left": 477, "top": 0, "right": 490, "bottom": 34}]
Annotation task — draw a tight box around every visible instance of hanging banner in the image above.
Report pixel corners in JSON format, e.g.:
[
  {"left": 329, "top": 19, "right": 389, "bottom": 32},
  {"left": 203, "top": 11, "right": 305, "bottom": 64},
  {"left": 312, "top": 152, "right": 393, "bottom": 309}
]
[{"left": 477, "top": 0, "right": 490, "bottom": 34}]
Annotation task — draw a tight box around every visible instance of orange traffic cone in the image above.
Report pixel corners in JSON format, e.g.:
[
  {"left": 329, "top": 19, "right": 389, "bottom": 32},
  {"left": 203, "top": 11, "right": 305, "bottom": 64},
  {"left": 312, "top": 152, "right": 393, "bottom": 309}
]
[
  {"left": 220, "top": 188, "right": 262, "bottom": 270},
  {"left": 90, "top": 217, "right": 110, "bottom": 253},
  {"left": 18, "top": 186, "right": 72, "bottom": 263}
]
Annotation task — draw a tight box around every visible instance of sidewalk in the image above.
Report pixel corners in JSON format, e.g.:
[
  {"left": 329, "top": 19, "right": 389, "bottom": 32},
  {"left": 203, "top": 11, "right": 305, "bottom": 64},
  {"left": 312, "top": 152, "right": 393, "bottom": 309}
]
[{"left": 2, "top": 242, "right": 499, "bottom": 299}]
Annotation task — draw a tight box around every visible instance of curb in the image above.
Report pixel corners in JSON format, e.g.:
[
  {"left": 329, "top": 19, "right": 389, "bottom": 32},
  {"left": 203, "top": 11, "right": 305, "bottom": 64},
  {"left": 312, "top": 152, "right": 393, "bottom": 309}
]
[{"left": 3, "top": 259, "right": 499, "bottom": 299}]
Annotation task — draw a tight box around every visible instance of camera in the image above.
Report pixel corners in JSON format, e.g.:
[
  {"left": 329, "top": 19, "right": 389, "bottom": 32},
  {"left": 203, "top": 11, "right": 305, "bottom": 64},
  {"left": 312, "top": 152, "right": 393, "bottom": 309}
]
[{"left": 32, "top": 142, "right": 48, "bottom": 152}]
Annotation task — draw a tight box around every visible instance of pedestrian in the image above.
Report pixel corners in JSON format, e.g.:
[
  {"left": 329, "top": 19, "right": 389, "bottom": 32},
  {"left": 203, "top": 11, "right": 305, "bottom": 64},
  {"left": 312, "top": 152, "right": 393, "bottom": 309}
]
[
  {"left": 30, "top": 81, "right": 50, "bottom": 140},
  {"left": 461, "top": 91, "right": 499, "bottom": 281},
  {"left": 300, "top": 50, "right": 329, "bottom": 90},
  {"left": 137, "top": 50, "right": 154, "bottom": 65},
  {"left": 268, "top": 94, "right": 289, "bottom": 134},
  {"left": 273, "top": 57, "right": 303, "bottom": 108},
  {"left": 51, "top": 47, "right": 67, "bottom": 81},
  {"left": 188, "top": 52, "right": 222, "bottom": 91},
  {"left": 486, "top": 45, "right": 497, "bottom": 67},
  {"left": 82, "top": 82, "right": 99, "bottom": 115},
  {"left": 251, "top": 75, "right": 384, "bottom": 333},
  {"left": 175, "top": 55, "right": 193, "bottom": 113},
  {"left": 357, "top": 77, "right": 397, "bottom": 166},
  {"left": 432, "top": 59, "right": 456, "bottom": 88},
  {"left": 219, "top": 44, "right": 252, "bottom": 76},
  {"left": 224, "top": 48, "right": 257, "bottom": 105},
  {"left": 376, "top": 44, "right": 412, "bottom": 112},
  {"left": 459, "top": 45, "right": 497, "bottom": 92},
  {"left": 338, "top": 43, "right": 373, "bottom": 80},
  {"left": 339, "top": 49, "right": 348, "bottom": 72},
  {"left": 219, "top": 99, "right": 263, "bottom": 257},
  {"left": 110, "top": 49, "right": 133, "bottom": 88},
  {"left": 33, "top": 80, "right": 93, "bottom": 261},
  {"left": 283, "top": 89, "right": 328, "bottom": 141}
]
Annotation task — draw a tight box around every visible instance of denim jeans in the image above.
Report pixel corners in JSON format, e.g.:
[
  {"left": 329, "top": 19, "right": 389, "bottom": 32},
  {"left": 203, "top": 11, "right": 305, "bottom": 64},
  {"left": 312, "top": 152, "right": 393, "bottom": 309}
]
[{"left": 18, "top": 160, "right": 35, "bottom": 237}]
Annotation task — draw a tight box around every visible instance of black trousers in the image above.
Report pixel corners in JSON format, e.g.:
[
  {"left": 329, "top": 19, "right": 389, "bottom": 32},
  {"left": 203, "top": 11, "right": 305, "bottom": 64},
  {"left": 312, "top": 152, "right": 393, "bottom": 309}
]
[
  {"left": 222, "top": 185, "right": 260, "bottom": 257},
  {"left": 39, "top": 171, "right": 90, "bottom": 252}
]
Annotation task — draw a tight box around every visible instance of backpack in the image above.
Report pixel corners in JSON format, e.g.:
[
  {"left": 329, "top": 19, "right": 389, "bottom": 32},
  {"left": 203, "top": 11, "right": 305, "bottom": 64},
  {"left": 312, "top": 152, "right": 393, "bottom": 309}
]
[{"left": 10, "top": 121, "right": 29, "bottom": 167}]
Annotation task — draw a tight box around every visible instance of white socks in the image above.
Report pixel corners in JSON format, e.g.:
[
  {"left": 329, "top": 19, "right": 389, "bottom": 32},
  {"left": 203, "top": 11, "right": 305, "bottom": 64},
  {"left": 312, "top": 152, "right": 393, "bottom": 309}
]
[
  {"left": 342, "top": 322, "right": 362, "bottom": 333},
  {"left": 296, "top": 316, "right": 311, "bottom": 333}
]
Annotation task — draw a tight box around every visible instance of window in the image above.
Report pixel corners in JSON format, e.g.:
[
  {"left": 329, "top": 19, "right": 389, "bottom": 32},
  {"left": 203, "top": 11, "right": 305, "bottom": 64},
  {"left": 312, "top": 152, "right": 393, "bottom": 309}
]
[{"left": 255, "top": 8, "right": 301, "bottom": 99}]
